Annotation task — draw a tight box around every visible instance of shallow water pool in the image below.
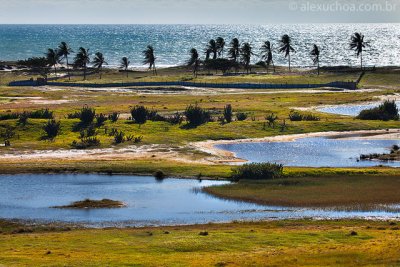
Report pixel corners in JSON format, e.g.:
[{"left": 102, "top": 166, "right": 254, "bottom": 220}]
[
  {"left": 1, "top": 174, "right": 400, "bottom": 227},
  {"left": 317, "top": 101, "right": 400, "bottom": 116}
]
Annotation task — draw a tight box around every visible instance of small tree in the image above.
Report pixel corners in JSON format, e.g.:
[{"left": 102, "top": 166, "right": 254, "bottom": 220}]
[
  {"left": 130, "top": 105, "right": 149, "bottom": 124},
  {"left": 223, "top": 104, "right": 233, "bottom": 123},
  {"left": 43, "top": 120, "right": 61, "bottom": 139},
  {"left": 184, "top": 104, "right": 211, "bottom": 126},
  {"left": 79, "top": 105, "right": 96, "bottom": 125}
]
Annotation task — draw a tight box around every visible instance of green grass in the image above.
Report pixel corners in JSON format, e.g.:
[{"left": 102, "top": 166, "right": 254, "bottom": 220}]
[
  {"left": 1, "top": 219, "right": 400, "bottom": 266},
  {"left": 204, "top": 174, "right": 400, "bottom": 207}
]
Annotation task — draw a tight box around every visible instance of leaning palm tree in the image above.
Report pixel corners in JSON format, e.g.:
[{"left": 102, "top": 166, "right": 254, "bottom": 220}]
[
  {"left": 206, "top": 39, "right": 218, "bottom": 60},
  {"left": 279, "top": 34, "right": 295, "bottom": 72},
  {"left": 240, "top": 42, "right": 254, "bottom": 74},
  {"left": 73, "top": 47, "right": 90, "bottom": 80},
  {"left": 120, "top": 57, "right": 130, "bottom": 78},
  {"left": 187, "top": 48, "right": 200, "bottom": 77},
  {"left": 45, "top": 48, "right": 60, "bottom": 77},
  {"left": 228, "top": 38, "right": 240, "bottom": 62},
  {"left": 260, "top": 41, "right": 275, "bottom": 73},
  {"left": 310, "top": 44, "right": 320, "bottom": 75},
  {"left": 143, "top": 45, "right": 157, "bottom": 75},
  {"left": 92, "top": 52, "right": 107, "bottom": 79},
  {"left": 350, "top": 32, "right": 368, "bottom": 70},
  {"left": 57, "top": 42, "right": 73, "bottom": 80},
  {"left": 216, "top": 37, "right": 225, "bottom": 58}
]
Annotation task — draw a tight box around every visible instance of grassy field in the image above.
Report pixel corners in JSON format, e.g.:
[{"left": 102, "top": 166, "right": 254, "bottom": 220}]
[
  {"left": 1, "top": 219, "right": 400, "bottom": 266},
  {"left": 204, "top": 174, "right": 400, "bottom": 207}
]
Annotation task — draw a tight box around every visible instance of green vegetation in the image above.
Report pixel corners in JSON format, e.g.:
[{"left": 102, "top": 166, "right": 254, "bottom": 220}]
[
  {"left": 205, "top": 174, "right": 400, "bottom": 207},
  {"left": 54, "top": 199, "right": 125, "bottom": 209},
  {"left": 1, "top": 219, "right": 400, "bottom": 266},
  {"left": 289, "top": 111, "right": 320, "bottom": 121},
  {"left": 231, "top": 162, "right": 283, "bottom": 181},
  {"left": 357, "top": 100, "right": 399, "bottom": 121}
]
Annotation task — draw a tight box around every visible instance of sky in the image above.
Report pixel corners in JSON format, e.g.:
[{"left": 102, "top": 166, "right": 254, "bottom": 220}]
[{"left": 0, "top": 0, "right": 399, "bottom": 24}]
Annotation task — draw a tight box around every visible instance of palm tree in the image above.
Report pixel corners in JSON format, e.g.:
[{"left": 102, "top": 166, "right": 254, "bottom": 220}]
[
  {"left": 187, "top": 48, "right": 200, "bottom": 77},
  {"left": 240, "top": 42, "right": 254, "bottom": 74},
  {"left": 57, "top": 42, "right": 73, "bottom": 80},
  {"left": 310, "top": 44, "right": 320, "bottom": 75},
  {"left": 92, "top": 52, "right": 107, "bottom": 79},
  {"left": 73, "top": 47, "right": 90, "bottom": 80},
  {"left": 260, "top": 41, "right": 275, "bottom": 73},
  {"left": 45, "top": 48, "right": 60, "bottom": 77},
  {"left": 228, "top": 38, "right": 240, "bottom": 62},
  {"left": 120, "top": 57, "right": 130, "bottom": 78},
  {"left": 206, "top": 39, "right": 218, "bottom": 60},
  {"left": 279, "top": 34, "right": 295, "bottom": 72},
  {"left": 143, "top": 45, "right": 157, "bottom": 75},
  {"left": 350, "top": 32, "right": 368, "bottom": 70},
  {"left": 216, "top": 37, "right": 225, "bottom": 58}
]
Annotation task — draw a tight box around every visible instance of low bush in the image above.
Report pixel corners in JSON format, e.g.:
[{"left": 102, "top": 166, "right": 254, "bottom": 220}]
[
  {"left": 114, "top": 131, "right": 125, "bottom": 144},
  {"left": 80, "top": 125, "right": 97, "bottom": 138},
  {"left": 184, "top": 104, "right": 211, "bottom": 126},
  {"left": 236, "top": 112, "right": 248, "bottom": 121},
  {"left": 18, "top": 112, "right": 29, "bottom": 125},
  {"left": 43, "top": 120, "right": 61, "bottom": 139},
  {"left": 108, "top": 112, "right": 119, "bottom": 123},
  {"left": 357, "top": 100, "right": 399, "bottom": 121},
  {"left": 96, "top": 113, "right": 107, "bottom": 127},
  {"left": 223, "top": 104, "right": 233, "bottom": 123},
  {"left": 231, "top": 163, "right": 284, "bottom": 181},
  {"left": 29, "top": 108, "right": 54, "bottom": 119},
  {"left": 289, "top": 111, "right": 320, "bottom": 121},
  {"left": 130, "top": 105, "right": 150, "bottom": 124},
  {"left": 0, "top": 113, "right": 19, "bottom": 120},
  {"left": 71, "top": 137, "right": 101, "bottom": 149},
  {"left": 79, "top": 105, "right": 96, "bottom": 125},
  {"left": 266, "top": 113, "right": 278, "bottom": 127}
]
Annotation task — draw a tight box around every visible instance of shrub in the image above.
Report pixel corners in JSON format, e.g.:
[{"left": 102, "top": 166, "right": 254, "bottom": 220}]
[
  {"left": 71, "top": 137, "right": 101, "bottom": 149},
  {"left": 114, "top": 131, "right": 125, "bottom": 144},
  {"left": 96, "top": 113, "right": 107, "bottom": 127},
  {"left": 29, "top": 108, "right": 54, "bottom": 119},
  {"left": 130, "top": 105, "right": 150, "bottom": 124},
  {"left": 43, "top": 120, "right": 61, "bottom": 139},
  {"left": 165, "top": 112, "right": 183, "bottom": 125},
  {"left": 18, "top": 112, "right": 29, "bottom": 125},
  {"left": 153, "top": 170, "right": 165, "bottom": 180},
  {"left": 0, "top": 113, "right": 19, "bottom": 120},
  {"left": 108, "top": 112, "right": 119, "bottom": 123},
  {"left": 223, "top": 104, "right": 233, "bottom": 123},
  {"left": 357, "top": 100, "right": 399, "bottom": 121},
  {"left": 0, "top": 125, "right": 15, "bottom": 140},
  {"left": 184, "top": 104, "right": 211, "bottom": 126},
  {"left": 289, "top": 111, "right": 320, "bottom": 121},
  {"left": 236, "top": 112, "right": 248, "bottom": 121},
  {"left": 266, "top": 113, "right": 278, "bottom": 127},
  {"left": 79, "top": 105, "right": 96, "bottom": 125},
  {"left": 80, "top": 125, "right": 97, "bottom": 138},
  {"left": 231, "top": 163, "right": 283, "bottom": 181}
]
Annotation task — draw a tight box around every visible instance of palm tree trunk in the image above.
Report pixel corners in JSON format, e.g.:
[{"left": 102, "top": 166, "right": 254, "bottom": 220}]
[
  {"left": 317, "top": 60, "right": 320, "bottom": 75},
  {"left": 360, "top": 52, "right": 363, "bottom": 71},
  {"left": 288, "top": 53, "right": 291, "bottom": 72},
  {"left": 54, "top": 65, "right": 57, "bottom": 77},
  {"left": 66, "top": 56, "right": 70, "bottom": 81},
  {"left": 83, "top": 65, "right": 86, "bottom": 80}
]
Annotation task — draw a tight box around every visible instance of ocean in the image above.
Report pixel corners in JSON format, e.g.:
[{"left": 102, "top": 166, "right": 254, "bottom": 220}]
[{"left": 0, "top": 24, "right": 399, "bottom": 68}]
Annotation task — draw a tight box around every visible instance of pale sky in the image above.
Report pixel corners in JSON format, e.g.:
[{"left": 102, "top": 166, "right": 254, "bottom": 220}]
[{"left": 0, "top": 0, "right": 399, "bottom": 24}]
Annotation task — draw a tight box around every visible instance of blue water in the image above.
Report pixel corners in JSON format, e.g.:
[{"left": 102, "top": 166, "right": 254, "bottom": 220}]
[
  {"left": 217, "top": 137, "right": 400, "bottom": 167},
  {"left": 1, "top": 174, "right": 399, "bottom": 227},
  {"left": 0, "top": 24, "right": 399, "bottom": 68},
  {"left": 318, "top": 101, "right": 400, "bottom": 116}
]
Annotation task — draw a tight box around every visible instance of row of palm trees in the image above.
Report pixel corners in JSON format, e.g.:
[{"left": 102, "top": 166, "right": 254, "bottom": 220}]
[
  {"left": 45, "top": 32, "right": 367, "bottom": 80},
  {"left": 189, "top": 32, "right": 367, "bottom": 76},
  {"left": 45, "top": 43, "right": 157, "bottom": 80}
]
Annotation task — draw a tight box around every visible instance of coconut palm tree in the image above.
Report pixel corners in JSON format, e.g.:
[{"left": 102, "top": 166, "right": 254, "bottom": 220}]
[
  {"left": 92, "top": 52, "right": 107, "bottom": 79},
  {"left": 120, "top": 57, "right": 130, "bottom": 78},
  {"left": 216, "top": 37, "right": 225, "bottom": 58},
  {"left": 143, "top": 45, "right": 157, "bottom": 75},
  {"left": 45, "top": 48, "right": 60, "bottom": 77},
  {"left": 350, "top": 32, "right": 368, "bottom": 70},
  {"left": 57, "top": 42, "right": 73, "bottom": 80},
  {"left": 240, "top": 42, "right": 254, "bottom": 74},
  {"left": 279, "top": 34, "right": 295, "bottom": 72},
  {"left": 73, "top": 47, "right": 90, "bottom": 80},
  {"left": 260, "top": 41, "right": 275, "bottom": 73},
  {"left": 187, "top": 48, "right": 200, "bottom": 77},
  {"left": 206, "top": 39, "right": 218, "bottom": 60},
  {"left": 228, "top": 38, "right": 240, "bottom": 62},
  {"left": 310, "top": 44, "right": 320, "bottom": 75}
]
